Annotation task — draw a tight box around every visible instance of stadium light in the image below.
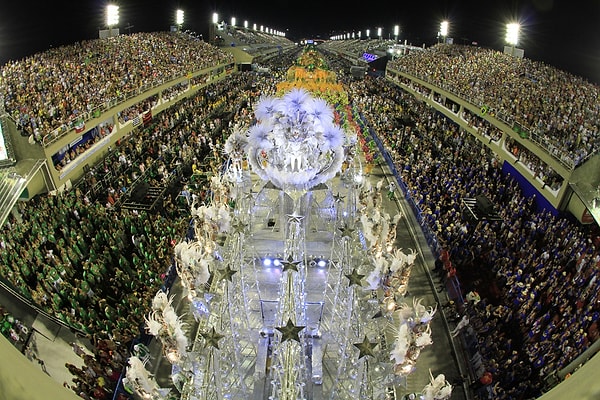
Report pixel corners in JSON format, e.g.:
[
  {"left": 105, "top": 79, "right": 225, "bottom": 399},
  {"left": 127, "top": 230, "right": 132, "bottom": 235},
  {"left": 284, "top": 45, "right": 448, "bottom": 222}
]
[
  {"left": 176, "top": 9, "right": 184, "bottom": 28},
  {"left": 366, "top": 29, "right": 370, "bottom": 39},
  {"left": 505, "top": 23, "right": 520, "bottom": 46},
  {"left": 106, "top": 4, "right": 119, "bottom": 33},
  {"left": 231, "top": 17, "right": 236, "bottom": 27},
  {"left": 104, "top": 4, "right": 119, "bottom": 37},
  {"left": 210, "top": 13, "right": 219, "bottom": 45},
  {"left": 440, "top": 20, "right": 449, "bottom": 38},
  {"left": 244, "top": 20, "right": 248, "bottom": 29},
  {"left": 377, "top": 27, "right": 382, "bottom": 40},
  {"left": 394, "top": 25, "right": 399, "bottom": 41}
]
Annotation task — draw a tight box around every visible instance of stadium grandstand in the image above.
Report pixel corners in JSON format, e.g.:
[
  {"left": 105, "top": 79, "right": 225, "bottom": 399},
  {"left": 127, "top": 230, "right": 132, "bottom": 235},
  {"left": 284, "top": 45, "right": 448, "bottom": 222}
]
[{"left": 0, "top": 22, "right": 599, "bottom": 400}]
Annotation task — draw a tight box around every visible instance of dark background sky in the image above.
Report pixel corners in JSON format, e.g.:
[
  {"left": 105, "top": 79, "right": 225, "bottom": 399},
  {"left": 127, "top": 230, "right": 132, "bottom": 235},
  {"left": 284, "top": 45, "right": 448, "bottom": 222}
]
[{"left": 1, "top": 0, "right": 600, "bottom": 84}]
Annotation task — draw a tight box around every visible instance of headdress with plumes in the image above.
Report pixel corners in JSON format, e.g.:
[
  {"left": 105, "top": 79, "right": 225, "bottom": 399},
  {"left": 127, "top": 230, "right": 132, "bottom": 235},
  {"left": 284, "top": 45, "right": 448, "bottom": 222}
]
[{"left": 243, "top": 88, "right": 347, "bottom": 190}]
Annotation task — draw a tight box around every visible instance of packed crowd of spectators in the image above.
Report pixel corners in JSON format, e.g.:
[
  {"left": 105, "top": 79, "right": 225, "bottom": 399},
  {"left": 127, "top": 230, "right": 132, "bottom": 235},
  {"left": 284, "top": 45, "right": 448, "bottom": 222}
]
[
  {"left": 393, "top": 71, "right": 567, "bottom": 193},
  {"left": 2, "top": 34, "right": 599, "bottom": 400},
  {"left": 0, "top": 67, "right": 282, "bottom": 398},
  {"left": 504, "top": 136, "right": 564, "bottom": 191},
  {"left": 388, "top": 43, "right": 600, "bottom": 167},
  {"left": 0, "top": 31, "right": 234, "bottom": 142},
  {"left": 64, "top": 338, "right": 128, "bottom": 400},
  {"left": 349, "top": 75, "right": 600, "bottom": 399},
  {"left": 0, "top": 303, "right": 29, "bottom": 349}
]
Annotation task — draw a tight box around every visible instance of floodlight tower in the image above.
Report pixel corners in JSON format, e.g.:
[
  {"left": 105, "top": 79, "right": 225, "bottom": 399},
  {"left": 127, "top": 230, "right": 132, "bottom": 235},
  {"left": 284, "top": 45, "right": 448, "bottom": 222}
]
[
  {"left": 394, "top": 25, "right": 399, "bottom": 42},
  {"left": 440, "top": 20, "right": 449, "bottom": 43},
  {"left": 176, "top": 9, "right": 184, "bottom": 32},
  {"left": 505, "top": 22, "right": 520, "bottom": 56},
  {"left": 106, "top": 4, "right": 119, "bottom": 37},
  {"left": 377, "top": 27, "right": 382, "bottom": 40},
  {"left": 210, "top": 12, "right": 219, "bottom": 45}
]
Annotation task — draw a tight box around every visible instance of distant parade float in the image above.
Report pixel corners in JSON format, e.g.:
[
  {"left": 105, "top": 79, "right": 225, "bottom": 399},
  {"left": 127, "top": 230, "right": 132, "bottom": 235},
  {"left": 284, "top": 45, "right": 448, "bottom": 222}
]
[{"left": 276, "top": 48, "right": 348, "bottom": 106}]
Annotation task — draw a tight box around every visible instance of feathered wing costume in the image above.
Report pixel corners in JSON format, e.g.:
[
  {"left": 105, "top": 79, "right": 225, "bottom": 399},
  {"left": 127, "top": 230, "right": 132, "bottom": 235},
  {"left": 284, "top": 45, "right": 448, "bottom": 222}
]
[{"left": 422, "top": 369, "right": 452, "bottom": 400}]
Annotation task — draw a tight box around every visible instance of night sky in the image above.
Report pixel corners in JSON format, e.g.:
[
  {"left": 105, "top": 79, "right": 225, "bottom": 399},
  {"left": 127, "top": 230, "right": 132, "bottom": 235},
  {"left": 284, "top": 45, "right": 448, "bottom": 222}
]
[{"left": 1, "top": 0, "right": 600, "bottom": 83}]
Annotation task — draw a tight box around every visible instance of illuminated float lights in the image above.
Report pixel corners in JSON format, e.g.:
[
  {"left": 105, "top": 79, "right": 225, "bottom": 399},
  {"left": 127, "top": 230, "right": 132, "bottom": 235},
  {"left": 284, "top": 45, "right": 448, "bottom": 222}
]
[{"left": 259, "top": 256, "right": 330, "bottom": 268}]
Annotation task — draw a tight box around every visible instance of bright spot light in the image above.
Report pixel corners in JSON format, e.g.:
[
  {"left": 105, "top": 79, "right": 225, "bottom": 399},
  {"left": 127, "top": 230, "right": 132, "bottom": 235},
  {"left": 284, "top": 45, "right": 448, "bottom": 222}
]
[
  {"left": 106, "top": 5, "right": 119, "bottom": 27},
  {"left": 176, "top": 10, "right": 184, "bottom": 26},
  {"left": 506, "top": 23, "right": 520, "bottom": 46},
  {"left": 440, "top": 21, "right": 449, "bottom": 37}
]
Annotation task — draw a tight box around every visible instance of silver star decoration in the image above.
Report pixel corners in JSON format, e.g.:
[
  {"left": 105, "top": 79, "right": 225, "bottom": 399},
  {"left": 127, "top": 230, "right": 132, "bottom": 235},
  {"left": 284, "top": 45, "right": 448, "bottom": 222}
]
[
  {"left": 287, "top": 212, "right": 305, "bottom": 224},
  {"left": 231, "top": 220, "right": 248, "bottom": 234},
  {"left": 218, "top": 264, "right": 238, "bottom": 282},
  {"left": 201, "top": 327, "right": 225, "bottom": 349},
  {"left": 333, "top": 192, "right": 345, "bottom": 203},
  {"left": 338, "top": 223, "right": 355, "bottom": 239},
  {"left": 280, "top": 255, "right": 301, "bottom": 272}
]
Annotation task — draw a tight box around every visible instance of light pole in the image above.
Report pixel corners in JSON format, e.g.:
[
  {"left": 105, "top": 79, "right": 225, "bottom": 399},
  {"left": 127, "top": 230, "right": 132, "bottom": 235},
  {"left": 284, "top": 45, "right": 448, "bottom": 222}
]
[
  {"left": 106, "top": 4, "right": 119, "bottom": 37},
  {"left": 440, "top": 20, "right": 449, "bottom": 44},
  {"left": 505, "top": 22, "right": 520, "bottom": 56},
  {"left": 176, "top": 9, "right": 184, "bottom": 32},
  {"left": 210, "top": 12, "right": 219, "bottom": 45}
]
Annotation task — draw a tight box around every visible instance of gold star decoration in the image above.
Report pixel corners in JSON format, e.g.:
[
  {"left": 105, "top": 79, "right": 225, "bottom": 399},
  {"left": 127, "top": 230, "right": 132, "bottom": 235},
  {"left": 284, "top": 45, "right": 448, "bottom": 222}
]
[
  {"left": 338, "top": 223, "right": 355, "bottom": 239},
  {"left": 276, "top": 318, "right": 305, "bottom": 343},
  {"left": 345, "top": 268, "right": 365, "bottom": 287},
  {"left": 353, "top": 335, "right": 378, "bottom": 359},
  {"left": 201, "top": 326, "right": 225, "bottom": 349},
  {"left": 280, "top": 255, "right": 301, "bottom": 272},
  {"left": 218, "top": 264, "right": 238, "bottom": 282}
]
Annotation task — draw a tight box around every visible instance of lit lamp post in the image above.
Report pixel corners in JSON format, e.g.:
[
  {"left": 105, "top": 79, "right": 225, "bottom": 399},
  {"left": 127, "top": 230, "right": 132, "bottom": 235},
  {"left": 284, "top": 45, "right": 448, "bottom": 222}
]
[
  {"left": 176, "top": 9, "right": 184, "bottom": 32},
  {"left": 505, "top": 22, "right": 520, "bottom": 56},
  {"left": 210, "top": 12, "right": 219, "bottom": 45},
  {"left": 440, "top": 20, "right": 449, "bottom": 44},
  {"left": 106, "top": 4, "right": 119, "bottom": 37}
]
